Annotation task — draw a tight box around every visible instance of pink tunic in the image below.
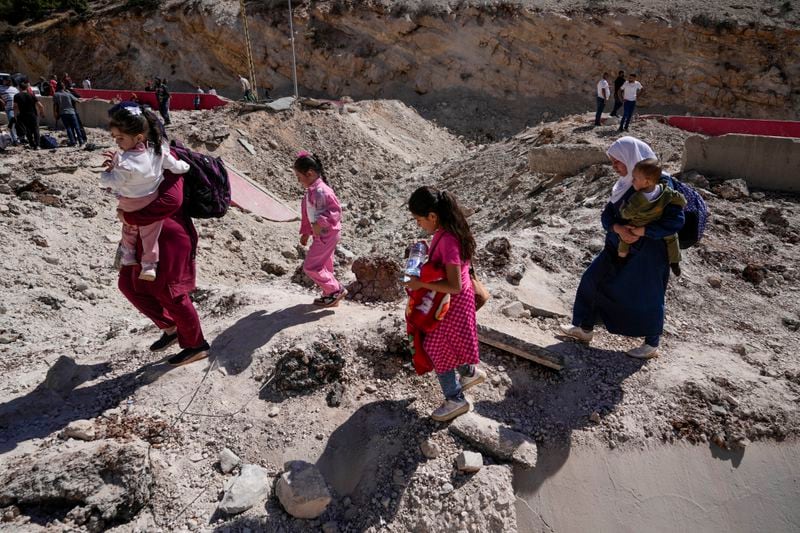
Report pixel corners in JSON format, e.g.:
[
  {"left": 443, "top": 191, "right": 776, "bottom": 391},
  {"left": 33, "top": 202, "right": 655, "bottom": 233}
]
[{"left": 422, "top": 230, "right": 480, "bottom": 373}]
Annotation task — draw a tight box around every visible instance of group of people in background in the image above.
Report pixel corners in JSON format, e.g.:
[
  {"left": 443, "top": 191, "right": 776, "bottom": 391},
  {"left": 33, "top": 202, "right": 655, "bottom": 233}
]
[
  {"left": 0, "top": 72, "right": 92, "bottom": 149},
  {"left": 595, "top": 70, "right": 644, "bottom": 132}
]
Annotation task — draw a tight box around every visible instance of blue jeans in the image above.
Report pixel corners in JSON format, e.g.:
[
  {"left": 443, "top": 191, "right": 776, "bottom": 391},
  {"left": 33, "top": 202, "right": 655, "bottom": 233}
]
[
  {"left": 158, "top": 100, "right": 171, "bottom": 124},
  {"left": 60, "top": 113, "right": 81, "bottom": 145},
  {"left": 5, "top": 110, "right": 17, "bottom": 142},
  {"left": 437, "top": 364, "right": 475, "bottom": 402},
  {"left": 594, "top": 97, "right": 606, "bottom": 125},
  {"left": 620, "top": 100, "right": 636, "bottom": 130}
]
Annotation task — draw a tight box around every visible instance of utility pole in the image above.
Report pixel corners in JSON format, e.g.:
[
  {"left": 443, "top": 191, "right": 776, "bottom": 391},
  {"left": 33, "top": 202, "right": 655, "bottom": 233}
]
[
  {"left": 239, "top": 0, "right": 258, "bottom": 101},
  {"left": 288, "top": 0, "right": 299, "bottom": 98}
]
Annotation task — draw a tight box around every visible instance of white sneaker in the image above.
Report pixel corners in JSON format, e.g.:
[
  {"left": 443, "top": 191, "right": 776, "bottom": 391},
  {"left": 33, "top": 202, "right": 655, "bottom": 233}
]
[
  {"left": 431, "top": 399, "right": 470, "bottom": 422},
  {"left": 120, "top": 246, "right": 138, "bottom": 267},
  {"left": 138, "top": 263, "right": 157, "bottom": 281},
  {"left": 460, "top": 368, "right": 486, "bottom": 392},
  {"left": 627, "top": 343, "right": 659, "bottom": 359},
  {"left": 559, "top": 324, "right": 594, "bottom": 343}
]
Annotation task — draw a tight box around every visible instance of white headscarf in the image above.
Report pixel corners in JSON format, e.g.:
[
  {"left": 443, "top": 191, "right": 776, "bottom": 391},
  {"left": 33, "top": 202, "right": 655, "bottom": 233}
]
[{"left": 606, "top": 136, "right": 657, "bottom": 203}]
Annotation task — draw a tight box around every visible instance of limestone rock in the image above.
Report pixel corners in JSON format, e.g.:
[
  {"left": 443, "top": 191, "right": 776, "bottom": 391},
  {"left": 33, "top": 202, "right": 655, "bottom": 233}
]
[
  {"left": 276, "top": 460, "right": 332, "bottom": 519},
  {"left": 218, "top": 464, "right": 270, "bottom": 515},
  {"left": 63, "top": 419, "right": 96, "bottom": 441},
  {"left": 501, "top": 301, "right": 527, "bottom": 319},
  {"left": 456, "top": 451, "right": 483, "bottom": 473},
  {"left": 420, "top": 439, "right": 440, "bottom": 459},
  {"left": 449, "top": 412, "right": 537, "bottom": 467},
  {"left": 0, "top": 439, "right": 151, "bottom": 525},
  {"left": 713, "top": 178, "right": 750, "bottom": 200},
  {"left": 218, "top": 448, "right": 241, "bottom": 474}
]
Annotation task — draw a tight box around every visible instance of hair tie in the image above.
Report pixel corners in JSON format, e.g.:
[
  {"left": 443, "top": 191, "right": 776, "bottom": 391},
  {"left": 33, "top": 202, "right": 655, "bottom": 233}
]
[{"left": 296, "top": 150, "right": 311, "bottom": 159}]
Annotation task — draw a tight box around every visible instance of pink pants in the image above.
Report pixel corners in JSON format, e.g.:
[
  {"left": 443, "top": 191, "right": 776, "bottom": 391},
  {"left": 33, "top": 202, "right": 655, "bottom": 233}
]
[
  {"left": 118, "top": 193, "right": 162, "bottom": 265},
  {"left": 303, "top": 230, "right": 341, "bottom": 295}
]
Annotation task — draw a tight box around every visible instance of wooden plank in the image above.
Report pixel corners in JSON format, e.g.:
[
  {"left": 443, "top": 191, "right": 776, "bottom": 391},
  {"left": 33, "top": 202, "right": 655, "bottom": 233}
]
[{"left": 477, "top": 324, "right": 564, "bottom": 370}]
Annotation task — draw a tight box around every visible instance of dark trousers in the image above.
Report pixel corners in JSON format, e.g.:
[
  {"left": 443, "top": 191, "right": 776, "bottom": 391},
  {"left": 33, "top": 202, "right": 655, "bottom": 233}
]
[
  {"left": 619, "top": 100, "right": 637, "bottom": 130},
  {"left": 60, "top": 113, "right": 82, "bottom": 145},
  {"left": 158, "top": 100, "right": 171, "bottom": 125},
  {"left": 18, "top": 113, "right": 39, "bottom": 148},
  {"left": 594, "top": 97, "right": 606, "bottom": 126},
  {"left": 118, "top": 274, "right": 205, "bottom": 349},
  {"left": 611, "top": 96, "right": 623, "bottom": 116}
]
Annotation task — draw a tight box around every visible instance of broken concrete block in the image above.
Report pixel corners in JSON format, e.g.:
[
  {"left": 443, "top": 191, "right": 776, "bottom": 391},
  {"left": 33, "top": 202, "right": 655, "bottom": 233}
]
[
  {"left": 449, "top": 412, "right": 537, "bottom": 468},
  {"left": 218, "top": 464, "right": 270, "bottom": 515},
  {"left": 528, "top": 144, "right": 608, "bottom": 175},
  {"left": 456, "top": 451, "right": 483, "bottom": 473},
  {"left": 276, "top": 460, "right": 332, "bottom": 519},
  {"left": 682, "top": 134, "right": 800, "bottom": 193}
]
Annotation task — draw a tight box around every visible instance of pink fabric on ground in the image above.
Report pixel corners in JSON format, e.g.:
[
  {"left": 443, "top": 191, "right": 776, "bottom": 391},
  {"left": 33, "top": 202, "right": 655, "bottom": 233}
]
[
  {"left": 303, "top": 230, "right": 341, "bottom": 295},
  {"left": 118, "top": 192, "right": 162, "bottom": 265},
  {"left": 422, "top": 230, "right": 480, "bottom": 374}
]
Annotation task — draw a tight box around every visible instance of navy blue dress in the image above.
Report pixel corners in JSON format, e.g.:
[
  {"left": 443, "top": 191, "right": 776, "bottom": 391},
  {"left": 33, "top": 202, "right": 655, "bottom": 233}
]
[{"left": 572, "top": 175, "right": 685, "bottom": 339}]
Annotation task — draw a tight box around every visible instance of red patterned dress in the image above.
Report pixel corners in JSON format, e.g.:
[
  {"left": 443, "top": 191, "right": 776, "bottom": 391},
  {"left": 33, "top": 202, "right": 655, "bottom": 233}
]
[{"left": 422, "top": 230, "right": 480, "bottom": 374}]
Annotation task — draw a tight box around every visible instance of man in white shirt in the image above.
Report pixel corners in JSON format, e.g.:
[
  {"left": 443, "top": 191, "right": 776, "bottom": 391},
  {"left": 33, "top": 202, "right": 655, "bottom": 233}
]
[
  {"left": 0, "top": 80, "right": 19, "bottom": 144},
  {"left": 82, "top": 78, "right": 91, "bottom": 89},
  {"left": 239, "top": 75, "right": 254, "bottom": 102},
  {"left": 618, "top": 73, "right": 644, "bottom": 132},
  {"left": 594, "top": 72, "right": 610, "bottom": 126}
]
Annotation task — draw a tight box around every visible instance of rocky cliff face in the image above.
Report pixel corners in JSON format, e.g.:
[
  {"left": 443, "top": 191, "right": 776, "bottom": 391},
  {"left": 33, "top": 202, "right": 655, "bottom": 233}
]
[{"left": 2, "top": 1, "right": 798, "bottom": 137}]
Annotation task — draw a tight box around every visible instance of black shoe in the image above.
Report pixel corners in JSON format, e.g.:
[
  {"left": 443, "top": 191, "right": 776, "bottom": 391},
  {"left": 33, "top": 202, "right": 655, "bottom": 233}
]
[
  {"left": 671, "top": 263, "right": 682, "bottom": 277},
  {"left": 150, "top": 331, "right": 178, "bottom": 351},
  {"left": 168, "top": 341, "right": 210, "bottom": 366}
]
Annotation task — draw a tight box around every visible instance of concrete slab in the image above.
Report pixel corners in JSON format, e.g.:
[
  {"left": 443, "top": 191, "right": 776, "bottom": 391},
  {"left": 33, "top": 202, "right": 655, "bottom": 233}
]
[
  {"left": 513, "top": 263, "right": 570, "bottom": 318},
  {"left": 226, "top": 163, "right": 299, "bottom": 222},
  {"left": 528, "top": 144, "right": 607, "bottom": 175},
  {"left": 450, "top": 412, "right": 537, "bottom": 468},
  {"left": 682, "top": 134, "right": 800, "bottom": 193}
]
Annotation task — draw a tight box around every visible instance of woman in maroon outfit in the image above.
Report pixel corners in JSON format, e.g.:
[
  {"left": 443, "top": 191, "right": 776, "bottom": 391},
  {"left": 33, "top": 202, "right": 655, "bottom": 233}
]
[{"left": 118, "top": 169, "right": 210, "bottom": 366}]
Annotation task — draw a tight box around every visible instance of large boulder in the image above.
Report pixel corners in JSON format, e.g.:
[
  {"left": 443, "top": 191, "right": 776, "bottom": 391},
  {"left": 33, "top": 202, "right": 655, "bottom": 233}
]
[
  {"left": 276, "top": 460, "right": 331, "bottom": 519},
  {"left": 0, "top": 438, "right": 151, "bottom": 527},
  {"left": 218, "top": 464, "right": 271, "bottom": 515}
]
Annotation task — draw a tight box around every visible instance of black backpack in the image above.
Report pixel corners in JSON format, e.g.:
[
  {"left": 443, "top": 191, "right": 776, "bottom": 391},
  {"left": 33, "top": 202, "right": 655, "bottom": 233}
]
[{"left": 170, "top": 140, "right": 231, "bottom": 218}]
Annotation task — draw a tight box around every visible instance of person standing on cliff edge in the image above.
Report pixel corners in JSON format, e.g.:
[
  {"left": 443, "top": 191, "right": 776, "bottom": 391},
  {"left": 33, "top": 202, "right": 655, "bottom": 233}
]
[
  {"left": 611, "top": 70, "right": 625, "bottom": 117},
  {"left": 595, "top": 72, "right": 610, "bottom": 126}
]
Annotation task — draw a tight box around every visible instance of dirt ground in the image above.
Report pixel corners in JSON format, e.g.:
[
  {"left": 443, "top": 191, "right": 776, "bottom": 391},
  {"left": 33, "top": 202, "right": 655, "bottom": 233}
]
[{"left": 0, "top": 99, "right": 798, "bottom": 532}]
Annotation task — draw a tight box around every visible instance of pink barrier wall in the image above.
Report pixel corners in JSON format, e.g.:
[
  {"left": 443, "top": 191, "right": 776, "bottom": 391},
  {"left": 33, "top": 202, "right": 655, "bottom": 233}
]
[
  {"left": 665, "top": 116, "right": 800, "bottom": 139},
  {"left": 73, "top": 89, "right": 228, "bottom": 110}
]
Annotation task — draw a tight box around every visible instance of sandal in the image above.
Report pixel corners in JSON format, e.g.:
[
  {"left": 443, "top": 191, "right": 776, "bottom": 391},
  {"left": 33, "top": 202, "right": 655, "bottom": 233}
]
[{"left": 313, "top": 289, "right": 348, "bottom": 308}]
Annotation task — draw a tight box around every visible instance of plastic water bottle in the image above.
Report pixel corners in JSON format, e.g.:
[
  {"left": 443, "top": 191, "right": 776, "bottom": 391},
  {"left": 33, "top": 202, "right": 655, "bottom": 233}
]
[{"left": 404, "top": 241, "right": 428, "bottom": 281}]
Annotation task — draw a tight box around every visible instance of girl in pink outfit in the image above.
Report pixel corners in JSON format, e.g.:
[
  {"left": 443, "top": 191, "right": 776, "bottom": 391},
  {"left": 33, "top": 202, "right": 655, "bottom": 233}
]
[
  {"left": 403, "top": 186, "right": 486, "bottom": 422},
  {"left": 295, "top": 152, "right": 347, "bottom": 307},
  {"left": 100, "top": 105, "right": 190, "bottom": 281}
]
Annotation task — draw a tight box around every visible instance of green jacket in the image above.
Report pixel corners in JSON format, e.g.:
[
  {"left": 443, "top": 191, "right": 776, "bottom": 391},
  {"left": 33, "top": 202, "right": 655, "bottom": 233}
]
[{"left": 621, "top": 185, "right": 687, "bottom": 227}]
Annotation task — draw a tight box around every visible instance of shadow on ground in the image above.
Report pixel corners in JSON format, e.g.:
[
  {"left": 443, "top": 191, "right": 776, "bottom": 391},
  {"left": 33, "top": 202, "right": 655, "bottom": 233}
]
[
  {"left": 472, "top": 342, "right": 644, "bottom": 499},
  {"left": 212, "top": 399, "right": 434, "bottom": 533},
  {"left": 211, "top": 304, "right": 335, "bottom": 375},
  {"left": 0, "top": 355, "right": 172, "bottom": 454}
]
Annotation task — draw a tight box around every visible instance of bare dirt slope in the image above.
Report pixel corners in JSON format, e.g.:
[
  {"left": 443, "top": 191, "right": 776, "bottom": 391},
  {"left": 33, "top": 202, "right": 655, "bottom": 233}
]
[{"left": 0, "top": 101, "right": 798, "bottom": 532}]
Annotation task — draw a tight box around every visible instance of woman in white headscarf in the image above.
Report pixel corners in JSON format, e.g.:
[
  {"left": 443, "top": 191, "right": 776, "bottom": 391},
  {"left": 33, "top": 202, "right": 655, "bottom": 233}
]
[{"left": 560, "top": 136, "right": 684, "bottom": 359}]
